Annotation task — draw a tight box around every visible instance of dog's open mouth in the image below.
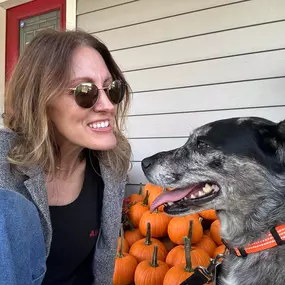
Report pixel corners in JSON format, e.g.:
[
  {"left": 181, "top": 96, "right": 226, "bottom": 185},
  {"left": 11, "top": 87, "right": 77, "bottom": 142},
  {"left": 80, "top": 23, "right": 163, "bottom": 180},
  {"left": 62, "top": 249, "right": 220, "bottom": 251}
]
[{"left": 150, "top": 182, "right": 220, "bottom": 215}]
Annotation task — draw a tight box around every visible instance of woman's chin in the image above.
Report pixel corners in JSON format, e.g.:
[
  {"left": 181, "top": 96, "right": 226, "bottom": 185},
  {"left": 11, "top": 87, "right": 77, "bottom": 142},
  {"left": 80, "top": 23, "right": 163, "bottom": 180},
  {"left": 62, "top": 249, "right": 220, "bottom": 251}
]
[{"left": 88, "top": 136, "right": 117, "bottom": 151}]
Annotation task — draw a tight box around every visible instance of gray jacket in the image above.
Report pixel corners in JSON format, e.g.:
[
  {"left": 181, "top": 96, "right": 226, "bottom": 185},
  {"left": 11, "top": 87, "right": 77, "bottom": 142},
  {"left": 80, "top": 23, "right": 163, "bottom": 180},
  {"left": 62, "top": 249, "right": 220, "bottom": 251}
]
[{"left": 0, "top": 128, "right": 125, "bottom": 285}]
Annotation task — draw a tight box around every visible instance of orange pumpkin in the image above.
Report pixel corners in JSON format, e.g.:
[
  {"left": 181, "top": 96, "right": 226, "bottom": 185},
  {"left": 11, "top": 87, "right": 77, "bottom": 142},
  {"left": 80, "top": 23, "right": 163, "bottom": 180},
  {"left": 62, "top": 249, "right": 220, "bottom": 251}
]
[
  {"left": 117, "top": 236, "right": 129, "bottom": 254},
  {"left": 166, "top": 220, "right": 210, "bottom": 268},
  {"left": 143, "top": 183, "right": 164, "bottom": 211},
  {"left": 129, "top": 183, "right": 144, "bottom": 205},
  {"left": 130, "top": 222, "right": 168, "bottom": 263},
  {"left": 210, "top": 219, "right": 223, "bottom": 245},
  {"left": 194, "top": 234, "right": 217, "bottom": 258},
  {"left": 129, "top": 191, "right": 149, "bottom": 227},
  {"left": 213, "top": 244, "right": 226, "bottom": 258},
  {"left": 199, "top": 209, "right": 218, "bottom": 221},
  {"left": 163, "top": 236, "right": 194, "bottom": 285},
  {"left": 125, "top": 227, "right": 143, "bottom": 248},
  {"left": 166, "top": 245, "right": 210, "bottom": 268},
  {"left": 134, "top": 245, "right": 169, "bottom": 285},
  {"left": 139, "top": 209, "right": 172, "bottom": 238},
  {"left": 113, "top": 226, "right": 138, "bottom": 285},
  {"left": 167, "top": 215, "right": 203, "bottom": 244}
]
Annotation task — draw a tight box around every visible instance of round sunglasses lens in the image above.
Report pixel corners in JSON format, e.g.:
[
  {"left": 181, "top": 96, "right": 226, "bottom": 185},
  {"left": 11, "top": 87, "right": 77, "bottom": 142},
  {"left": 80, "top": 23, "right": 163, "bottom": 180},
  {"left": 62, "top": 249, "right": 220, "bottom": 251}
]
[
  {"left": 107, "top": 80, "right": 126, "bottom": 104},
  {"left": 75, "top": 83, "right": 98, "bottom": 108}
]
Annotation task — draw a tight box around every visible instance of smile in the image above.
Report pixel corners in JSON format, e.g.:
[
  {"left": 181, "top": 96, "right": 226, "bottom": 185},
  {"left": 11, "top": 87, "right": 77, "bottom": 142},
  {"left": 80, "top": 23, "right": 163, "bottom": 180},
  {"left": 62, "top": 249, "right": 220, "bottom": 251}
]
[{"left": 88, "top": 120, "right": 110, "bottom": 129}]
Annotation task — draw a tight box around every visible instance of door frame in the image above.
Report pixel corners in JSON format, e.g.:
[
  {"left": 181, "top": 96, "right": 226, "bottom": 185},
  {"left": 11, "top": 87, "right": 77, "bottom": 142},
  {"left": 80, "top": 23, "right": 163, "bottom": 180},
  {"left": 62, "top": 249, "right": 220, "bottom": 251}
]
[
  {"left": 6, "top": 0, "right": 66, "bottom": 80},
  {"left": 0, "top": 0, "right": 76, "bottom": 123}
]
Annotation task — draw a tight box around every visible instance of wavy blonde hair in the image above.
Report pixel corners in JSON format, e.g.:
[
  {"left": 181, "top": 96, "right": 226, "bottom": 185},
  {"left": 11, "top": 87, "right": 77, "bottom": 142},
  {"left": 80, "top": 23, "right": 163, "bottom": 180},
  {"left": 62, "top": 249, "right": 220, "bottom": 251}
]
[{"left": 5, "top": 29, "right": 131, "bottom": 177}]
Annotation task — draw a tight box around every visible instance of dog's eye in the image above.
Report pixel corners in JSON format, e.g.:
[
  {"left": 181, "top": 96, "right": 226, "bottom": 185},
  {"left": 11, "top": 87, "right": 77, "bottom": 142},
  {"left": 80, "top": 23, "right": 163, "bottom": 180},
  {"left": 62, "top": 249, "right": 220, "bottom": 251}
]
[{"left": 196, "top": 140, "right": 210, "bottom": 149}]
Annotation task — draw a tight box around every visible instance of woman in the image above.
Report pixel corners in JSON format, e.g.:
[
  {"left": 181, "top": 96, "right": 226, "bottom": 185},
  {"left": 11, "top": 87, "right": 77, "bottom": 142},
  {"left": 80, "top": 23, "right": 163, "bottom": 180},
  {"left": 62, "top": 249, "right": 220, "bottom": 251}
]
[{"left": 0, "top": 29, "right": 131, "bottom": 285}]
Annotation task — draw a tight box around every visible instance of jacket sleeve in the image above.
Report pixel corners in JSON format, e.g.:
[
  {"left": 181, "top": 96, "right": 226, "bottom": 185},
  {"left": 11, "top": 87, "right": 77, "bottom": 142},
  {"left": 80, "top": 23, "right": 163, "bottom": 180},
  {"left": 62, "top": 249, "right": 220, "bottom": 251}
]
[{"left": 0, "top": 189, "right": 46, "bottom": 285}]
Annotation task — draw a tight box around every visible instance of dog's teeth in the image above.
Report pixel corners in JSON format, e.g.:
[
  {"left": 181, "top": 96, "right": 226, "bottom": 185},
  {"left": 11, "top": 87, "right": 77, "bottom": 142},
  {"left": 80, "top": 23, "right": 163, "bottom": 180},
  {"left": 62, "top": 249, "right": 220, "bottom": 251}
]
[
  {"left": 203, "top": 184, "right": 212, "bottom": 194},
  {"left": 198, "top": 191, "right": 205, "bottom": 197},
  {"left": 183, "top": 197, "right": 188, "bottom": 201},
  {"left": 212, "top": 185, "right": 219, "bottom": 192},
  {"left": 190, "top": 194, "right": 195, "bottom": 199},
  {"left": 167, "top": 202, "right": 174, "bottom": 206}
]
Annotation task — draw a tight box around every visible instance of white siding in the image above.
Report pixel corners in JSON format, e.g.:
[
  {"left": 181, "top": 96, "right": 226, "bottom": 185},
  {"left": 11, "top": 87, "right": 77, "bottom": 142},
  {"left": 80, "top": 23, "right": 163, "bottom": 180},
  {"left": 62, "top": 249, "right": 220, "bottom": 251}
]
[{"left": 77, "top": 0, "right": 285, "bottom": 197}]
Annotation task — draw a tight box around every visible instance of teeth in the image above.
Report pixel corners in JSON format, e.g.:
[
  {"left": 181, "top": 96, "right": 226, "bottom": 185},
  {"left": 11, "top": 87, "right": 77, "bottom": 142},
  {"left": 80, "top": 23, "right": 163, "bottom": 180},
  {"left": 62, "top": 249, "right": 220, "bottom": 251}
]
[
  {"left": 198, "top": 191, "right": 205, "bottom": 197},
  {"left": 203, "top": 183, "right": 212, "bottom": 194},
  {"left": 89, "top": 120, "right": 109, "bottom": 129},
  {"left": 167, "top": 202, "right": 174, "bottom": 206},
  {"left": 190, "top": 194, "right": 195, "bottom": 199},
  {"left": 212, "top": 185, "right": 219, "bottom": 192}
]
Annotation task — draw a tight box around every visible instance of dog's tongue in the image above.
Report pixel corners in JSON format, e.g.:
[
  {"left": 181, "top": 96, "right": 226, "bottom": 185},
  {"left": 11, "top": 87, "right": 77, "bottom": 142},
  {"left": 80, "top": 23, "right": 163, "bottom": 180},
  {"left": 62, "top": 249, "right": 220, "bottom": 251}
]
[{"left": 150, "top": 186, "right": 195, "bottom": 212}]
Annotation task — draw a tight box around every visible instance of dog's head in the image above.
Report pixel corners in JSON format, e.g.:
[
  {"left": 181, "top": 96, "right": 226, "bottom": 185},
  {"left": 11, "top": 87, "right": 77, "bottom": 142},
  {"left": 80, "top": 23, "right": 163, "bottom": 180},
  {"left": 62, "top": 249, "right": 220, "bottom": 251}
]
[{"left": 142, "top": 117, "right": 285, "bottom": 221}]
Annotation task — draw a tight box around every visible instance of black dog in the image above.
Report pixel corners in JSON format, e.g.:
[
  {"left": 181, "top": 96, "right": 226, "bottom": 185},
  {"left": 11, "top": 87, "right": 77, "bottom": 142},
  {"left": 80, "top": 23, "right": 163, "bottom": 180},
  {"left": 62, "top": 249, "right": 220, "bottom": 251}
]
[{"left": 142, "top": 117, "right": 285, "bottom": 285}]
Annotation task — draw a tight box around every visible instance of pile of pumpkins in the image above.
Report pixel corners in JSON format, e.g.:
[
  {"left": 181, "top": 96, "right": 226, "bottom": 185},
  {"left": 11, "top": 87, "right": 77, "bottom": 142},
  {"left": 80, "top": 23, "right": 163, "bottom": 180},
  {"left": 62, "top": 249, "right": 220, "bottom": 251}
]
[{"left": 113, "top": 183, "right": 226, "bottom": 285}]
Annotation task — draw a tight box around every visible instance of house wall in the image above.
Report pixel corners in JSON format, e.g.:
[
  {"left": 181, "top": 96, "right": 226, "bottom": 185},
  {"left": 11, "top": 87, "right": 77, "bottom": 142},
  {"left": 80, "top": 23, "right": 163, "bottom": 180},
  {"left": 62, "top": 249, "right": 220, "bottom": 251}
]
[{"left": 76, "top": 0, "right": 285, "bottom": 195}]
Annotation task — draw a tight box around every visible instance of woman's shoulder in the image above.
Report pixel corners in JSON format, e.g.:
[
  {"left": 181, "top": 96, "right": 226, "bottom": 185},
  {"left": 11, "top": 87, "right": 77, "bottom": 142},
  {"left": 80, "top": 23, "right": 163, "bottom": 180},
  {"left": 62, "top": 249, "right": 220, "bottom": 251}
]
[{"left": 0, "top": 128, "right": 16, "bottom": 148}]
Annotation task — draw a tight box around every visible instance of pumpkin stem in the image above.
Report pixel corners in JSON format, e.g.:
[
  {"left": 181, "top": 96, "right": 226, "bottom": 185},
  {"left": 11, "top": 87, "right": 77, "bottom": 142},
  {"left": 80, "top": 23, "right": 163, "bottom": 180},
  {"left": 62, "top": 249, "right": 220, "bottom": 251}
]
[
  {"left": 117, "top": 224, "right": 124, "bottom": 258},
  {"left": 138, "top": 183, "right": 143, "bottom": 195},
  {"left": 144, "top": 222, "right": 152, "bottom": 245},
  {"left": 143, "top": 190, "right": 149, "bottom": 206},
  {"left": 150, "top": 245, "right": 159, "bottom": 267},
  {"left": 187, "top": 219, "right": 193, "bottom": 239},
  {"left": 184, "top": 220, "right": 194, "bottom": 272}
]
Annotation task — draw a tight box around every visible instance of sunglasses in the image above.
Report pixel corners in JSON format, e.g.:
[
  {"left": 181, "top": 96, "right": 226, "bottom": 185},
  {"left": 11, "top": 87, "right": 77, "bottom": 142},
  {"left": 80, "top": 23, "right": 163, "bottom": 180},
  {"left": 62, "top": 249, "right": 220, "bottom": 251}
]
[{"left": 69, "top": 79, "right": 126, "bottom": 108}]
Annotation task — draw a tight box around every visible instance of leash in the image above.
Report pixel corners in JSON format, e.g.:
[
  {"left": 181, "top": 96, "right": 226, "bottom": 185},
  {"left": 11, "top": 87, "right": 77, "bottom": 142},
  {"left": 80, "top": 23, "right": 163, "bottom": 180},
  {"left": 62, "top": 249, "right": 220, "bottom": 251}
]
[{"left": 180, "top": 253, "right": 225, "bottom": 285}]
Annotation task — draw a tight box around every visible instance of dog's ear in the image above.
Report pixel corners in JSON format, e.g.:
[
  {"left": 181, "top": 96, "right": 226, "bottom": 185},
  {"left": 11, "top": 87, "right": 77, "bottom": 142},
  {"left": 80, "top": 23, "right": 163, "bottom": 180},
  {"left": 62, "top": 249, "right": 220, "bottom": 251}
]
[{"left": 276, "top": 120, "right": 285, "bottom": 141}]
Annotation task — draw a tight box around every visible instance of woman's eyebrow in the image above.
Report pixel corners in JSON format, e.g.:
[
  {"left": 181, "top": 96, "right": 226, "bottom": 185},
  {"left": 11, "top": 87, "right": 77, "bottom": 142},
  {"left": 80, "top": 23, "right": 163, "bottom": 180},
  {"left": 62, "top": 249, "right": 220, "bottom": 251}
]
[
  {"left": 70, "top": 77, "right": 94, "bottom": 86},
  {"left": 70, "top": 76, "right": 113, "bottom": 86}
]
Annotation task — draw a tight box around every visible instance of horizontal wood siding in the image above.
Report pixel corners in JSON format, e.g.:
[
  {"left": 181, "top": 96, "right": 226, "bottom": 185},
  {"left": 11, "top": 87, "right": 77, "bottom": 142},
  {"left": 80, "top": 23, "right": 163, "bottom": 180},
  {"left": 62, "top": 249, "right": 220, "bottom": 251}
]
[{"left": 77, "top": 0, "right": 285, "bottom": 196}]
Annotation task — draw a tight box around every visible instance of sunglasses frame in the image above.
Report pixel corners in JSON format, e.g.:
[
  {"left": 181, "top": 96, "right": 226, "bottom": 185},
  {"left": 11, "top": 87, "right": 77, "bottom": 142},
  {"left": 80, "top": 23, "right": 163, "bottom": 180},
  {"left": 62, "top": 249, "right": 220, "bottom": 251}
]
[{"left": 69, "top": 79, "right": 126, "bottom": 108}]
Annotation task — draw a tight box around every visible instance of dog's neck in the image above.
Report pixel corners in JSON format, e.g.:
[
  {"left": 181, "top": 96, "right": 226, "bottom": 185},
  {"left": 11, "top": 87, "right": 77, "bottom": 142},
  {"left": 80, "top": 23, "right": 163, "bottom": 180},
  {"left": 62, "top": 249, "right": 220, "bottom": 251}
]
[{"left": 217, "top": 202, "right": 285, "bottom": 248}]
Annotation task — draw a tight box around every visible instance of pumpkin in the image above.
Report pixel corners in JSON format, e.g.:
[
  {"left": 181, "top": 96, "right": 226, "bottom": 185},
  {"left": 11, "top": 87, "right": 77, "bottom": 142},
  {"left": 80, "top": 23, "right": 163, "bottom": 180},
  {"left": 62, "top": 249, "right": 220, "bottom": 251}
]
[
  {"left": 124, "top": 218, "right": 143, "bottom": 247},
  {"left": 210, "top": 219, "right": 223, "bottom": 245},
  {"left": 139, "top": 209, "right": 172, "bottom": 238},
  {"left": 194, "top": 234, "right": 217, "bottom": 258},
  {"left": 167, "top": 215, "right": 203, "bottom": 244},
  {"left": 129, "top": 222, "right": 168, "bottom": 263},
  {"left": 129, "top": 191, "right": 149, "bottom": 227},
  {"left": 199, "top": 209, "right": 218, "bottom": 221},
  {"left": 143, "top": 183, "right": 164, "bottom": 211},
  {"left": 129, "top": 183, "right": 144, "bottom": 205},
  {"left": 113, "top": 225, "right": 138, "bottom": 285},
  {"left": 213, "top": 244, "right": 226, "bottom": 258},
  {"left": 166, "top": 245, "right": 210, "bottom": 268},
  {"left": 163, "top": 236, "right": 195, "bottom": 285},
  {"left": 117, "top": 236, "right": 129, "bottom": 254},
  {"left": 166, "top": 221, "right": 210, "bottom": 268},
  {"left": 134, "top": 245, "right": 169, "bottom": 285}
]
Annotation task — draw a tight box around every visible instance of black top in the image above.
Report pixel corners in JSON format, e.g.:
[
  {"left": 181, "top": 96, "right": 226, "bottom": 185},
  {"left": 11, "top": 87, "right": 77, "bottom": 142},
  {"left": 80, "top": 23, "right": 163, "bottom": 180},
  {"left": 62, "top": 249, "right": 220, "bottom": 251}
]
[{"left": 42, "top": 151, "right": 104, "bottom": 285}]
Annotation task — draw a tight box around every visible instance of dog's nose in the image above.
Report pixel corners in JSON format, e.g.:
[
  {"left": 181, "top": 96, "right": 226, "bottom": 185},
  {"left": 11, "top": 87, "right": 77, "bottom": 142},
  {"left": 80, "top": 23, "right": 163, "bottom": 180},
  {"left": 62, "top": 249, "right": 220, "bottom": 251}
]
[{"left": 141, "top": 157, "right": 152, "bottom": 170}]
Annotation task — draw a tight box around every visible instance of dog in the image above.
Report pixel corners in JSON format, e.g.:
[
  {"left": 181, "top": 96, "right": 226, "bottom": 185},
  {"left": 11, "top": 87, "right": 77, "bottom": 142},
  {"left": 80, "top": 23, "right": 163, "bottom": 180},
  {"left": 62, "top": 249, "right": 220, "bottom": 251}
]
[{"left": 141, "top": 117, "right": 285, "bottom": 285}]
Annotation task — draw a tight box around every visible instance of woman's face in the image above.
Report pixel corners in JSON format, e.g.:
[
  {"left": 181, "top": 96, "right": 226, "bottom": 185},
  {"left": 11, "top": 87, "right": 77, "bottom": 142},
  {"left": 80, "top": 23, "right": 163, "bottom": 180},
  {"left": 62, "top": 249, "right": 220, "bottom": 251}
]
[{"left": 48, "top": 46, "right": 118, "bottom": 151}]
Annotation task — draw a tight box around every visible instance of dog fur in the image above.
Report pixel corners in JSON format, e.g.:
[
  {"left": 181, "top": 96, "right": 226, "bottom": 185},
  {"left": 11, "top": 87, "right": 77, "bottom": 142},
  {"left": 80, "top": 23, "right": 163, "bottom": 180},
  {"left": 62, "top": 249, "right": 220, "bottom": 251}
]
[{"left": 141, "top": 117, "right": 285, "bottom": 285}]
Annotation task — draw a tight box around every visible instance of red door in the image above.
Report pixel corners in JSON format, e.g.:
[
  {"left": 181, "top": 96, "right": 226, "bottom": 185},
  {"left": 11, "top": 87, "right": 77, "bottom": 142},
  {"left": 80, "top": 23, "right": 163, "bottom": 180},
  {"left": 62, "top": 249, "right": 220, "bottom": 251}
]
[{"left": 6, "top": 0, "right": 66, "bottom": 81}]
